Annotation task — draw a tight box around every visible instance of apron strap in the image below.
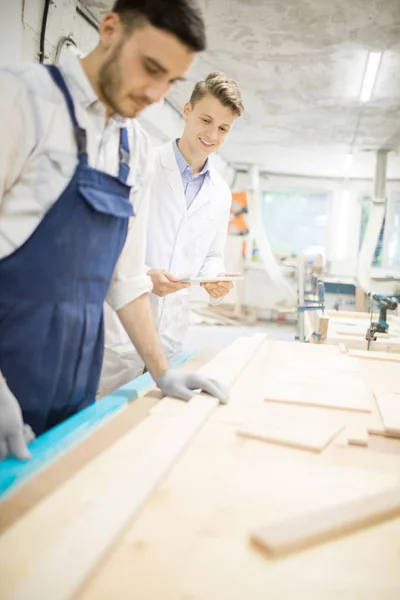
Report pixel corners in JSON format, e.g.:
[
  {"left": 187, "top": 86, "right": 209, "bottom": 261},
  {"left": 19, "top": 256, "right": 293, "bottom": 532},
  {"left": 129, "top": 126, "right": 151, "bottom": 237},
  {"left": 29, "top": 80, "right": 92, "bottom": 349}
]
[
  {"left": 45, "top": 65, "right": 88, "bottom": 161},
  {"left": 118, "top": 127, "right": 130, "bottom": 183}
]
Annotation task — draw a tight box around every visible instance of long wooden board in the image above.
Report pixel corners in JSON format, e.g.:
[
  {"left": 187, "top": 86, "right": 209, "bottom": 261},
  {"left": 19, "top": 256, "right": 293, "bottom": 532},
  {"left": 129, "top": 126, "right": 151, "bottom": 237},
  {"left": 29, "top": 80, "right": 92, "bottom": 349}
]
[
  {"left": 251, "top": 486, "right": 400, "bottom": 557},
  {"left": 4, "top": 335, "right": 265, "bottom": 600},
  {"left": 0, "top": 394, "right": 159, "bottom": 535},
  {"left": 348, "top": 349, "right": 400, "bottom": 363}
]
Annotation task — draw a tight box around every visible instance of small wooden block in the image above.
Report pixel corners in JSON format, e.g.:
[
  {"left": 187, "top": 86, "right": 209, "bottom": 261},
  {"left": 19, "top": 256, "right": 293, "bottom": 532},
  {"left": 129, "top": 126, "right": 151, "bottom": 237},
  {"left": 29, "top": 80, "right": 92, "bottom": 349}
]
[
  {"left": 338, "top": 343, "right": 347, "bottom": 353},
  {"left": 346, "top": 427, "right": 369, "bottom": 447},
  {"left": 251, "top": 486, "right": 400, "bottom": 557},
  {"left": 375, "top": 393, "right": 400, "bottom": 435},
  {"left": 237, "top": 420, "right": 344, "bottom": 453}
]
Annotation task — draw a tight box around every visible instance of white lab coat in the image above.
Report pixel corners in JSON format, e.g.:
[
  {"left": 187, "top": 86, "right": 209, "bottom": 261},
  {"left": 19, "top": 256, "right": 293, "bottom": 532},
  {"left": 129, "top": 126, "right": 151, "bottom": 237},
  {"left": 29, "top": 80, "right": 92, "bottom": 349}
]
[{"left": 98, "top": 141, "right": 232, "bottom": 397}]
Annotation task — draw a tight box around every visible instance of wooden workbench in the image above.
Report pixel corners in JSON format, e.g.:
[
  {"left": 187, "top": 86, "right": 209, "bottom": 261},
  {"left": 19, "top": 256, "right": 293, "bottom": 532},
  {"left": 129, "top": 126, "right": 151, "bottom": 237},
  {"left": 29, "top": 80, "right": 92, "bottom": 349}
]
[
  {"left": 0, "top": 339, "right": 399, "bottom": 599},
  {"left": 324, "top": 310, "right": 400, "bottom": 353}
]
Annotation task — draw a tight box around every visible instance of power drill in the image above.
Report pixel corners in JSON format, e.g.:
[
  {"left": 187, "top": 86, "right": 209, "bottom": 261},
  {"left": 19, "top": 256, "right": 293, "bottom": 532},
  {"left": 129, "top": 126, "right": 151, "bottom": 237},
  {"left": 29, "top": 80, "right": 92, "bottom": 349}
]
[{"left": 366, "top": 293, "right": 399, "bottom": 344}]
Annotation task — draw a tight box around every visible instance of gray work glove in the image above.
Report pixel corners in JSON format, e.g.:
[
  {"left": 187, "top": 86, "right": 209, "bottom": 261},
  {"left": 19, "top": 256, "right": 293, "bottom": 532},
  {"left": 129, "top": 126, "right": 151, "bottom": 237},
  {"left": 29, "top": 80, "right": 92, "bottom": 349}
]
[
  {"left": 0, "top": 379, "right": 32, "bottom": 461},
  {"left": 156, "top": 370, "right": 229, "bottom": 404}
]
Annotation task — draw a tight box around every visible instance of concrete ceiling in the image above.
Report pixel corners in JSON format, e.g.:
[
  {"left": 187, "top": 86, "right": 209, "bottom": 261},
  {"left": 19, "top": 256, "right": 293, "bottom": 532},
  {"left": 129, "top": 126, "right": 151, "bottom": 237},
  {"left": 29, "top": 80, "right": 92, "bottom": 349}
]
[{"left": 83, "top": 0, "right": 400, "bottom": 179}]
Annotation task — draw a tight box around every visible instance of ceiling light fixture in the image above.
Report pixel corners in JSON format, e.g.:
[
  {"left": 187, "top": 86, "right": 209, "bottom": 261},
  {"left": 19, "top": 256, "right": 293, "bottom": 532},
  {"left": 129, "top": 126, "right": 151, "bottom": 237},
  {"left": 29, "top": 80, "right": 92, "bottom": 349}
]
[{"left": 360, "top": 52, "right": 382, "bottom": 102}]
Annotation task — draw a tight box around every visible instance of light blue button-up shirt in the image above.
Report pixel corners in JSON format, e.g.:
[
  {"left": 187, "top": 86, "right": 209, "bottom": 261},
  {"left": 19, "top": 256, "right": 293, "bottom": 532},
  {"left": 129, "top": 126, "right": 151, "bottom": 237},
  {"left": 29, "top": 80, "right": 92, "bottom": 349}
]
[{"left": 173, "top": 139, "right": 210, "bottom": 209}]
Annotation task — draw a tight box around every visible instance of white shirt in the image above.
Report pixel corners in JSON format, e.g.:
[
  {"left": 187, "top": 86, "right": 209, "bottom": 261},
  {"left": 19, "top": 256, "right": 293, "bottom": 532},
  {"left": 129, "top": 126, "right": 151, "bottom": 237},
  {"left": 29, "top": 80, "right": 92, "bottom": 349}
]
[{"left": 0, "top": 50, "right": 152, "bottom": 310}]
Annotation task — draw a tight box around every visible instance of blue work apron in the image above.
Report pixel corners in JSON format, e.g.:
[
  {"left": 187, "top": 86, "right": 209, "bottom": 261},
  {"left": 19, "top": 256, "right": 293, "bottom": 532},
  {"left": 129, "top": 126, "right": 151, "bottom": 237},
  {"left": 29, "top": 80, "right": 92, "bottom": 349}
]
[{"left": 0, "top": 66, "right": 134, "bottom": 435}]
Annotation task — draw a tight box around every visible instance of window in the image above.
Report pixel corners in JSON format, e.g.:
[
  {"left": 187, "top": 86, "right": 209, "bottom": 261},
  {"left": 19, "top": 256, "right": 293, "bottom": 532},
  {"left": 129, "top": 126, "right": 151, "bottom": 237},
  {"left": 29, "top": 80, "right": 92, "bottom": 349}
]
[
  {"left": 359, "top": 194, "right": 400, "bottom": 269},
  {"left": 261, "top": 191, "right": 329, "bottom": 256},
  {"left": 386, "top": 194, "right": 400, "bottom": 268},
  {"left": 359, "top": 196, "right": 385, "bottom": 267}
]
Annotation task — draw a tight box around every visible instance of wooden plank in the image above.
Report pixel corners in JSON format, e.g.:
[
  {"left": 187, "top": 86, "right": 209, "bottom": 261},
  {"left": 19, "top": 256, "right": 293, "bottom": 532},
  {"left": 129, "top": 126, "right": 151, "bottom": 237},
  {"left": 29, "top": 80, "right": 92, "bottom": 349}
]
[
  {"left": 375, "top": 393, "right": 400, "bottom": 435},
  {"left": 237, "top": 420, "right": 344, "bottom": 452},
  {"left": 264, "top": 381, "right": 372, "bottom": 413},
  {"left": 263, "top": 342, "right": 373, "bottom": 413},
  {"left": 251, "top": 486, "right": 400, "bottom": 557},
  {"left": 4, "top": 335, "right": 265, "bottom": 600},
  {"left": 348, "top": 349, "right": 400, "bottom": 363},
  {"left": 0, "top": 394, "right": 159, "bottom": 535},
  {"left": 8, "top": 394, "right": 219, "bottom": 600}
]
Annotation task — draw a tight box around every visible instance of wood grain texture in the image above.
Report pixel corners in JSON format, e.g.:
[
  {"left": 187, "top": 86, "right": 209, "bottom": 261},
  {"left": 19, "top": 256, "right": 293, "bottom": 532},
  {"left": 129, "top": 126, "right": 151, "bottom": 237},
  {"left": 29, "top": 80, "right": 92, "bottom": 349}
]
[
  {"left": 2, "top": 335, "right": 266, "bottom": 600},
  {"left": 0, "top": 394, "right": 159, "bottom": 535},
  {"left": 251, "top": 486, "right": 400, "bottom": 557}
]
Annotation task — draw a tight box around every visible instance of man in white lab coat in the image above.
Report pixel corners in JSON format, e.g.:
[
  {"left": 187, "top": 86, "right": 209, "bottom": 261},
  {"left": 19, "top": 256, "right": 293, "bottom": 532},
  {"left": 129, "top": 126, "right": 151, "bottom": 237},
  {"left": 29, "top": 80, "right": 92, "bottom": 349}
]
[
  {"left": 100, "top": 72, "right": 244, "bottom": 395},
  {"left": 0, "top": 1, "right": 229, "bottom": 461}
]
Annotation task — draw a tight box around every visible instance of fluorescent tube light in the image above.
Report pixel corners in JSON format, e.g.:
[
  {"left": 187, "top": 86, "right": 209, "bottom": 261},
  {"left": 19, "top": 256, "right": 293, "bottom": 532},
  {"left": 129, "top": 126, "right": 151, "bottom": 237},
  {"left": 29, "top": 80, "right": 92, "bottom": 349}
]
[{"left": 360, "top": 52, "right": 382, "bottom": 102}]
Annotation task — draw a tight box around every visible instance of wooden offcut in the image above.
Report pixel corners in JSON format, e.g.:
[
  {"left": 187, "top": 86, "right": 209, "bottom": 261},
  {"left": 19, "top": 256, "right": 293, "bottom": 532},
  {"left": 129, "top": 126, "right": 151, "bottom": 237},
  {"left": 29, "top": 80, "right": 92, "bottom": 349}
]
[
  {"left": 346, "top": 427, "right": 369, "bottom": 447},
  {"left": 251, "top": 486, "right": 400, "bottom": 557}
]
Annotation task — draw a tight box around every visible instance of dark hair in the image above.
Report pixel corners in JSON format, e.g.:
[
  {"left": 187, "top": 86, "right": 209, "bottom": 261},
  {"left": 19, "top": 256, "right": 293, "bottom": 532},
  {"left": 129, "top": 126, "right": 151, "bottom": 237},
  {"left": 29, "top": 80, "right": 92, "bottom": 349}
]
[
  {"left": 190, "top": 72, "right": 244, "bottom": 116},
  {"left": 111, "top": 0, "right": 206, "bottom": 52}
]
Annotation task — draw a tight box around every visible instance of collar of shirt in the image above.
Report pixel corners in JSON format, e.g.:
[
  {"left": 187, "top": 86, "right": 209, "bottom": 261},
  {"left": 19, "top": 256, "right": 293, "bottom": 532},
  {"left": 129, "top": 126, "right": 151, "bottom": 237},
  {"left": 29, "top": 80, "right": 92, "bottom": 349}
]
[
  {"left": 59, "top": 49, "right": 129, "bottom": 129},
  {"left": 173, "top": 139, "right": 210, "bottom": 180}
]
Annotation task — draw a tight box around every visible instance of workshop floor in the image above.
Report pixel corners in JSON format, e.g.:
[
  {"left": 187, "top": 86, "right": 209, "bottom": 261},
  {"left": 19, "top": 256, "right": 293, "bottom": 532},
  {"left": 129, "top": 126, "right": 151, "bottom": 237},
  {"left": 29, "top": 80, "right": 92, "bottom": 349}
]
[{"left": 183, "top": 322, "right": 296, "bottom": 351}]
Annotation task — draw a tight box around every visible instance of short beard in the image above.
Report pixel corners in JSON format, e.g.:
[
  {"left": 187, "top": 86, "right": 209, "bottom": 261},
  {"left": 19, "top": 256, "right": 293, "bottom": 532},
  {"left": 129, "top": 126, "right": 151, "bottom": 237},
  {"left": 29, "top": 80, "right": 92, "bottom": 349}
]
[{"left": 98, "top": 38, "right": 135, "bottom": 118}]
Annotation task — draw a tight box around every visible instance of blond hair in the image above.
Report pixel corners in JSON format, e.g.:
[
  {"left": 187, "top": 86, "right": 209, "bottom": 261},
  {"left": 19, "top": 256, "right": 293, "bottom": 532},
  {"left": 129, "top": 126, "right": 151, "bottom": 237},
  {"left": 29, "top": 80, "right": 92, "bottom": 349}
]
[{"left": 189, "top": 72, "right": 244, "bottom": 116}]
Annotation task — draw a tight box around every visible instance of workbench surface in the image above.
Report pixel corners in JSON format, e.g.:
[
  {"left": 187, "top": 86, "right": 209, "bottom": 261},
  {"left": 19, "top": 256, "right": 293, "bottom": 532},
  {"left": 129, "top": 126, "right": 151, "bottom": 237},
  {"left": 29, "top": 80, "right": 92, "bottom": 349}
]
[{"left": 0, "top": 340, "right": 399, "bottom": 600}]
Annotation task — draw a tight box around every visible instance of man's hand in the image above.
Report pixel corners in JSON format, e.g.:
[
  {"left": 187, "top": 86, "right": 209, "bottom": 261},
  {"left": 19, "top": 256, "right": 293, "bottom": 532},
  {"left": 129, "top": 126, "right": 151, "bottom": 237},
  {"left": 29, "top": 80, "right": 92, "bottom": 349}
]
[
  {"left": 148, "top": 269, "right": 191, "bottom": 298},
  {"left": 201, "top": 280, "right": 233, "bottom": 299},
  {"left": 0, "top": 379, "right": 31, "bottom": 461},
  {"left": 200, "top": 273, "right": 234, "bottom": 299},
  {"left": 156, "top": 370, "right": 229, "bottom": 404}
]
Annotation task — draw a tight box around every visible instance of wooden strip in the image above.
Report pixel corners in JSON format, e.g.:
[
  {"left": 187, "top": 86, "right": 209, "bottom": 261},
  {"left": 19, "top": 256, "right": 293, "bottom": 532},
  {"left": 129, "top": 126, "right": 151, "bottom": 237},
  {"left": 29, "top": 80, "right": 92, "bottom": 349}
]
[
  {"left": 367, "top": 425, "right": 400, "bottom": 439},
  {"left": 264, "top": 388, "right": 371, "bottom": 413},
  {"left": 251, "top": 486, "right": 400, "bottom": 557},
  {"left": 375, "top": 393, "right": 400, "bottom": 435},
  {"left": 346, "top": 427, "right": 369, "bottom": 447},
  {"left": 237, "top": 420, "right": 344, "bottom": 452},
  {"left": 0, "top": 394, "right": 158, "bottom": 536},
  {"left": 348, "top": 349, "right": 400, "bottom": 363},
  {"left": 7, "top": 336, "right": 265, "bottom": 600}
]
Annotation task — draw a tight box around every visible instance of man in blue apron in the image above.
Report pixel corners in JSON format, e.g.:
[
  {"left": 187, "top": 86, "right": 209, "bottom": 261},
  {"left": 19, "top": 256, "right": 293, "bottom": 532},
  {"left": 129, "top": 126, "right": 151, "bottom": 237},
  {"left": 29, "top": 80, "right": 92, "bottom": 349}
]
[{"left": 0, "top": 0, "right": 228, "bottom": 461}]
